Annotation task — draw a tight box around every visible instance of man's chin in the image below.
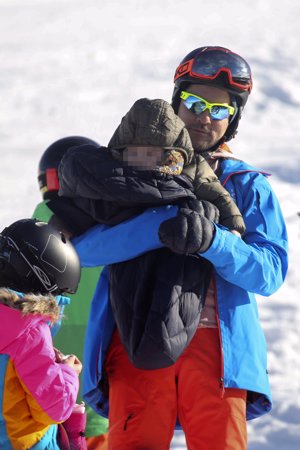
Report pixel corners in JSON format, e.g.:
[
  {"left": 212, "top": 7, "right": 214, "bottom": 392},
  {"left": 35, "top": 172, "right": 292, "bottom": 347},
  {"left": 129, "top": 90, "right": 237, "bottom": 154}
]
[
  {"left": 188, "top": 131, "right": 213, "bottom": 151},
  {"left": 193, "top": 142, "right": 214, "bottom": 153}
]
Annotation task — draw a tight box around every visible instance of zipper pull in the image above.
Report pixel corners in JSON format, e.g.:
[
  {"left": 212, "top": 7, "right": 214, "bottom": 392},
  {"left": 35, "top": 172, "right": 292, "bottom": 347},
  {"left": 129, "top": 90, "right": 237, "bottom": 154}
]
[
  {"left": 219, "top": 377, "right": 225, "bottom": 398},
  {"left": 124, "top": 413, "right": 133, "bottom": 431}
]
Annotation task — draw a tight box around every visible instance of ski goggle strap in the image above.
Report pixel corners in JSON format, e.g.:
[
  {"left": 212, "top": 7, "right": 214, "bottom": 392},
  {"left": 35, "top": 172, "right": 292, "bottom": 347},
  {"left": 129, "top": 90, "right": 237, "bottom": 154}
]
[
  {"left": 180, "top": 91, "right": 235, "bottom": 120},
  {"left": 174, "top": 48, "right": 252, "bottom": 92}
]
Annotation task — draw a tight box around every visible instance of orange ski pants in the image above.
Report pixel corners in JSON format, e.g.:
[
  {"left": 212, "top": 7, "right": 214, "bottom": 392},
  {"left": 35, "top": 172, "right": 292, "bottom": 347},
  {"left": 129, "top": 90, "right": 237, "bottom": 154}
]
[
  {"left": 86, "top": 434, "right": 108, "bottom": 450},
  {"left": 105, "top": 327, "right": 247, "bottom": 450}
]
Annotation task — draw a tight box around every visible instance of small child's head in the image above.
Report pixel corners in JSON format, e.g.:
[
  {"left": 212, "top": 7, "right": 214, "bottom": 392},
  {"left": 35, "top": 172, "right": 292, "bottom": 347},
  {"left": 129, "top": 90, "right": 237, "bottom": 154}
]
[
  {"left": 0, "top": 219, "right": 81, "bottom": 296},
  {"left": 38, "top": 135, "right": 99, "bottom": 200},
  {"left": 108, "top": 98, "right": 194, "bottom": 175},
  {"left": 38, "top": 135, "right": 101, "bottom": 237}
]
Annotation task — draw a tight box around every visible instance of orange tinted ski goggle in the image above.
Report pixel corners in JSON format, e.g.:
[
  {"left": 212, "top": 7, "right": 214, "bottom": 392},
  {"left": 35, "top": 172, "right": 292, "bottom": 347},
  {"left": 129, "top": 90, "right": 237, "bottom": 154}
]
[{"left": 174, "top": 48, "right": 252, "bottom": 93}]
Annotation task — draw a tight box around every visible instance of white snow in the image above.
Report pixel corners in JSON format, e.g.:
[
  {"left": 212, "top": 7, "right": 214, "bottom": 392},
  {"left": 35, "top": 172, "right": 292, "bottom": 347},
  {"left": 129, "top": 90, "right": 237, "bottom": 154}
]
[{"left": 0, "top": 1, "right": 299, "bottom": 448}]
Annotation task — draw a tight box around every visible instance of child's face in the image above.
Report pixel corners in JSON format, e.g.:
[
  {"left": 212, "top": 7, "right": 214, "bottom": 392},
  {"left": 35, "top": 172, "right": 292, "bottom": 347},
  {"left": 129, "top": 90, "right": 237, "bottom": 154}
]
[{"left": 122, "top": 146, "right": 164, "bottom": 169}]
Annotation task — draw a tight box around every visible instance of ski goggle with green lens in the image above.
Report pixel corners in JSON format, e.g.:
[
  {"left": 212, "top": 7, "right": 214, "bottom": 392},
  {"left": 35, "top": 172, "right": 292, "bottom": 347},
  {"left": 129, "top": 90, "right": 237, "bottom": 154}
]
[{"left": 180, "top": 91, "right": 235, "bottom": 120}]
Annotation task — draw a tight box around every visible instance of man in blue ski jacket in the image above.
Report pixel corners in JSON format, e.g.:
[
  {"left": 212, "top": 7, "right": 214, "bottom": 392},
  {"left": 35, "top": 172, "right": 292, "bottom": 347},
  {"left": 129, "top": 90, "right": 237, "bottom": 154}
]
[{"left": 66, "top": 46, "right": 288, "bottom": 450}]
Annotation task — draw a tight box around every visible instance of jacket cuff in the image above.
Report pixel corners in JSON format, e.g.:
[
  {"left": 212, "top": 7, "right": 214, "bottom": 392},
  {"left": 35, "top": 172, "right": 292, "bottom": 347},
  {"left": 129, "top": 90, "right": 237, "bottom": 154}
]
[{"left": 200, "top": 224, "right": 229, "bottom": 259}]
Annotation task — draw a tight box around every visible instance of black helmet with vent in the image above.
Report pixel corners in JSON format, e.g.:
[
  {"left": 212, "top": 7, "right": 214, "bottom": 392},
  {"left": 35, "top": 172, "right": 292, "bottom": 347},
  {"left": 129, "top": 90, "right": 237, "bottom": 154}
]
[
  {"left": 38, "top": 136, "right": 100, "bottom": 199},
  {"left": 0, "top": 219, "right": 81, "bottom": 295}
]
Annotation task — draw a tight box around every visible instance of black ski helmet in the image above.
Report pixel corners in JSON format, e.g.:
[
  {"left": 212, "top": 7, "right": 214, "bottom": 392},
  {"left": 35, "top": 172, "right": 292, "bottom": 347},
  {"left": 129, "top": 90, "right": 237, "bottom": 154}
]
[
  {"left": 172, "top": 46, "right": 253, "bottom": 142},
  {"left": 38, "top": 136, "right": 100, "bottom": 199},
  {"left": 0, "top": 219, "right": 81, "bottom": 295}
]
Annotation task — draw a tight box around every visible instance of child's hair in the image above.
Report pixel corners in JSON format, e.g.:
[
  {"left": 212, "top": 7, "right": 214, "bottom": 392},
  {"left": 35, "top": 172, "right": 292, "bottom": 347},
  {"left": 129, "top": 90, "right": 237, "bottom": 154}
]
[{"left": 0, "top": 219, "right": 81, "bottom": 295}]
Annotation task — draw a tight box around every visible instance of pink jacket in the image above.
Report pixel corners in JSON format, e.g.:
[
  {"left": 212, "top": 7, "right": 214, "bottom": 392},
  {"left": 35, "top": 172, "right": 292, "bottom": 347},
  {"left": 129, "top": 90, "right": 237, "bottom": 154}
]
[{"left": 0, "top": 289, "right": 79, "bottom": 449}]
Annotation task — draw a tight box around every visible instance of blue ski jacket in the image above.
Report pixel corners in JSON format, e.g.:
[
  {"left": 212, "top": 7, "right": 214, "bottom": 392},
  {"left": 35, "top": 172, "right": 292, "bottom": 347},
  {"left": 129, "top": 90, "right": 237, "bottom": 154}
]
[{"left": 73, "top": 158, "right": 288, "bottom": 421}]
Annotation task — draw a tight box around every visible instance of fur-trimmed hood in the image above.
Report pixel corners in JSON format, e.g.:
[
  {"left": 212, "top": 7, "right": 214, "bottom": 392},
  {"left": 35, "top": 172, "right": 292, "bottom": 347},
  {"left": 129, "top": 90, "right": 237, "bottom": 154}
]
[
  {"left": 0, "top": 288, "right": 59, "bottom": 353},
  {"left": 0, "top": 288, "right": 59, "bottom": 319}
]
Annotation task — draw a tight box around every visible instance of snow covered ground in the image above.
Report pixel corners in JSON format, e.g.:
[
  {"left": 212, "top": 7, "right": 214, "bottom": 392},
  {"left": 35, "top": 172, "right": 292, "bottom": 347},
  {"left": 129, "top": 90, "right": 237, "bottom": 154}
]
[{"left": 0, "top": 1, "right": 299, "bottom": 448}]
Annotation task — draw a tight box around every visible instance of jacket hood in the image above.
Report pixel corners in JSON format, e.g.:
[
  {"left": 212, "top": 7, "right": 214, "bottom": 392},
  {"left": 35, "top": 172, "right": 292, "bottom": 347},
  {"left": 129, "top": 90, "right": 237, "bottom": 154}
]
[
  {"left": 0, "top": 288, "right": 59, "bottom": 351},
  {"left": 108, "top": 98, "right": 194, "bottom": 165},
  {"left": 217, "top": 158, "right": 270, "bottom": 185}
]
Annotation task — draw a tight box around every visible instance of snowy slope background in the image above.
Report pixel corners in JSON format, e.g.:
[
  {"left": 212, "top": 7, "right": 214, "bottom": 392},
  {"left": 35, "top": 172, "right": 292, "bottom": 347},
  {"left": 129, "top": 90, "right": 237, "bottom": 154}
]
[{"left": 0, "top": 0, "right": 299, "bottom": 448}]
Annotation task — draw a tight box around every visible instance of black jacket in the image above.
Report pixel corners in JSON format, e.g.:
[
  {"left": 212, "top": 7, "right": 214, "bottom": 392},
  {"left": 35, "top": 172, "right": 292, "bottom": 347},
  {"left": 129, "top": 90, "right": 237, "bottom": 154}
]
[{"left": 59, "top": 145, "right": 212, "bottom": 369}]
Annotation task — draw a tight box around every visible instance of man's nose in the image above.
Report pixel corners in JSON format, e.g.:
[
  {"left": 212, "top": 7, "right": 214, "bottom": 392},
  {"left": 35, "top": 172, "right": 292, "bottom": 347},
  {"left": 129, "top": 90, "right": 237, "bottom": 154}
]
[{"left": 196, "top": 109, "right": 212, "bottom": 124}]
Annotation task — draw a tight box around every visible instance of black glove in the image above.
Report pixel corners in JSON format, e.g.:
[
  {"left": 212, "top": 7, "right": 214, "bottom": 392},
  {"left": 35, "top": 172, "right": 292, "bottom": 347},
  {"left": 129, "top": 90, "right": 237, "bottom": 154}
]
[
  {"left": 178, "top": 199, "right": 220, "bottom": 223},
  {"left": 158, "top": 206, "right": 216, "bottom": 254}
]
